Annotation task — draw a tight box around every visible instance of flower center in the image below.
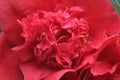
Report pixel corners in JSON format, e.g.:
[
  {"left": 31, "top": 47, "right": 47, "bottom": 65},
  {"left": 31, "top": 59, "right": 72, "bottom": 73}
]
[{"left": 19, "top": 7, "right": 89, "bottom": 69}]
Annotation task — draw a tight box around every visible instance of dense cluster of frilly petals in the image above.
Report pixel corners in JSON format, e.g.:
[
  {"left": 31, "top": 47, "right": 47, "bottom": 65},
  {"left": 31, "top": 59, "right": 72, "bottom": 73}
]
[
  {"left": 0, "top": 0, "right": 120, "bottom": 80},
  {"left": 16, "top": 9, "right": 90, "bottom": 69}
]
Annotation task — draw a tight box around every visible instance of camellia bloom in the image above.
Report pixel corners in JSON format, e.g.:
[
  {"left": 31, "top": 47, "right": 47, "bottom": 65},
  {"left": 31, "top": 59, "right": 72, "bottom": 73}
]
[{"left": 0, "top": 0, "right": 120, "bottom": 80}]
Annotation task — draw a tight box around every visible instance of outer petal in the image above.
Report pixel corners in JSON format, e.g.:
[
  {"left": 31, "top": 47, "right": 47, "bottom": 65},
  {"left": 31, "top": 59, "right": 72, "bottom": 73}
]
[
  {"left": 91, "top": 61, "right": 114, "bottom": 76},
  {"left": 0, "top": 33, "right": 23, "bottom": 80},
  {"left": 77, "top": 0, "right": 120, "bottom": 34},
  {"left": 81, "top": 35, "right": 120, "bottom": 80},
  {"left": 91, "top": 35, "right": 120, "bottom": 76},
  {"left": 78, "top": 0, "right": 120, "bottom": 47},
  {"left": 20, "top": 62, "right": 77, "bottom": 80},
  {"left": 84, "top": 64, "right": 120, "bottom": 80},
  {"left": 20, "top": 62, "right": 56, "bottom": 80},
  {"left": 0, "top": 32, "right": 8, "bottom": 60},
  {"left": 13, "top": 47, "right": 34, "bottom": 62},
  {"left": 0, "top": 0, "right": 24, "bottom": 46}
]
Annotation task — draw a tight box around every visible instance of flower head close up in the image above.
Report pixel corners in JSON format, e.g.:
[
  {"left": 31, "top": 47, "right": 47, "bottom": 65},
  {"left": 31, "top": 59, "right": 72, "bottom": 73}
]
[{"left": 0, "top": 0, "right": 120, "bottom": 80}]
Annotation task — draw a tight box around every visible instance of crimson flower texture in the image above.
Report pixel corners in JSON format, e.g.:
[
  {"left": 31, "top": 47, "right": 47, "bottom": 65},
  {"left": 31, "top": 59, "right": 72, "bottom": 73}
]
[
  {"left": 82, "top": 36, "right": 120, "bottom": 80},
  {"left": 0, "top": 0, "right": 120, "bottom": 80}
]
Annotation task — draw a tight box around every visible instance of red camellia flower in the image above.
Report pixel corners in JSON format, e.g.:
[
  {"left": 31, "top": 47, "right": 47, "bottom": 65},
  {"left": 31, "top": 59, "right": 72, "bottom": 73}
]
[{"left": 0, "top": 0, "right": 120, "bottom": 80}]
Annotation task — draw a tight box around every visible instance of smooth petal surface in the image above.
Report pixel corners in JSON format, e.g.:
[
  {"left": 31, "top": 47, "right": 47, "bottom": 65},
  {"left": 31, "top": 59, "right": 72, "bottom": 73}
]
[
  {"left": 0, "top": 54, "right": 24, "bottom": 80},
  {"left": 91, "top": 61, "right": 113, "bottom": 76},
  {"left": 0, "top": 33, "right": 23, "bottom": 80},
  {"left": 12, "top": 47, "right": 34, "bottom": 62},
  {"left": 0, "top": 33, "right": 8, "bottom": 60},
  {"left": 78, "top": 0, "right": 120, "bottom": 34},
  {"left": 20, "top": 62, "right": 56, "bottom": 80},
  {"left": 0, "top": 0, "right": 24, "bottom": 46},
  {"left": 77, "top": 0, "right": 120, "bottom": 47}
]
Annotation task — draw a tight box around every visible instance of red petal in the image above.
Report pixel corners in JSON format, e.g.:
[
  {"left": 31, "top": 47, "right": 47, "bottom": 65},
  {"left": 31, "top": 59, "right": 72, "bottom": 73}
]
[
  {"left": 97, "top": 36, "right": 120, "bottom": 65},
  {"left": 91, "top": 61, "right": 113, "bottom": 76},
  {"left": 0, "top": 54, "right": 24, "bottom": 80},
  {"left": 46, "top": 69, "right": 77, "bottom": 80},
  {"left": 0, "top": 33, "right": 23, "bottom": 80},
  {"left": 0, "top": 32, "right": 7, "bottom": 60},
  {"left": 91, "top": 35, "right": 120, "bottom": 76},
  {"left": 12, "top": 46, "right": 33, "bottom": 62},
  {"left": 94, "top": 74, "right": 113, "bottom": 80},
  {"left": 0, "top": 0, "right": 24, "bottom": 46},
  {"left": 78, "top": 0, "right": 120, "bottom": 47},
  {"left": 20, "top": 62, "right": 56, "bottom": 80},
  {"left": 84, "top": 72, "right": 113, "bottom": 80},
  {"left": 83, "top": 64, "right": 120, "bottom": 80},
  {"left": 59, "top": 0, "right": 78, "bottom": 7}
]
